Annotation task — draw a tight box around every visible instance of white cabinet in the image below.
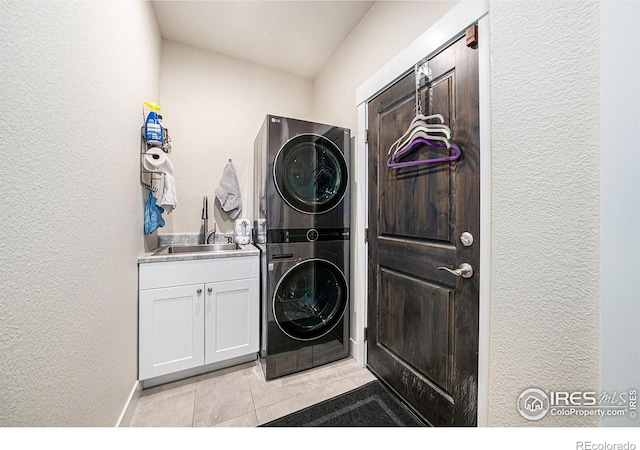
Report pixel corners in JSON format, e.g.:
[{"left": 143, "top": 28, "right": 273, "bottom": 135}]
[
  {"left": 139, "top": 284, "right": 205, "bottom": 380},
  {"left": 138, "top": 255, "right": 259, "bottom": 382},
  {"left": 205, "top": 279, "right": 258, "bottom": 364}
]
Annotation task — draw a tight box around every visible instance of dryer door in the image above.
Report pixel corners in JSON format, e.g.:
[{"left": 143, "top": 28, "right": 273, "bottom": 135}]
[
  {"left": 273, "top": 134, "right": 348, "bottom": 214},
  {"left": 273, "top": 259, "right": 348, "bottom": 341}
]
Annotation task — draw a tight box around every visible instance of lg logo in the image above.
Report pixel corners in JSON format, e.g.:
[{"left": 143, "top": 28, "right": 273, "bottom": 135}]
[{"left": 271, "top": 117, "right": 281, "bottom": 123}]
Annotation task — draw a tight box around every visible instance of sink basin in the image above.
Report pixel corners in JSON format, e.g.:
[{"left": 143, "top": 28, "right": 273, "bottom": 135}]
[{"left": 153, "top": 243, "right": 240, "bottom": 255}]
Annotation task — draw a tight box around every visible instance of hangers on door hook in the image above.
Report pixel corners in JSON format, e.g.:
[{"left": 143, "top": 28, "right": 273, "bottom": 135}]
[{"left": 386, "top": 63, "right": 461, "bottom": 168}]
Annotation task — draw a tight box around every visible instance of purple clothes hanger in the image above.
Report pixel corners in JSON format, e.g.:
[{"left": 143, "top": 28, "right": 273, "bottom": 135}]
[{"left": 387, "top": 137, "right": 461, "bottom": 168}]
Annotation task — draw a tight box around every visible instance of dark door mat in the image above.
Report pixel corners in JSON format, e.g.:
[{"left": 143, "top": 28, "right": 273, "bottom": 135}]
[{"left": 260, "top": 380, "right": 426, "bottom": 427}]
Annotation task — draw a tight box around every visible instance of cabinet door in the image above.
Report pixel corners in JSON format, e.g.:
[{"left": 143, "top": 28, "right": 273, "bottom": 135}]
[
  {"left": 139, "top": 284, "right": 205, "bottom": 380},
  {"left": 204, "top": 278, "right": 259, "bottom": 364}
]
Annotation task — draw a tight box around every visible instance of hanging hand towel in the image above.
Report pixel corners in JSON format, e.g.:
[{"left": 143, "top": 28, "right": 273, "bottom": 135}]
[
  {"left": 157, "top": 172, "right": 177, "bottom": 214},
  {"left": 144, "top": 190, "right": 165, "bottom": 235},
  {"left": 215, "top": 162, "right": 242, "bottom": 220}
]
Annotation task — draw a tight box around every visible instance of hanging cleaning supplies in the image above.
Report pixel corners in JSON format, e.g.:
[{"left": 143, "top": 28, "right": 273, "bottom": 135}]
[{"left": 144, "top": 101, "right": 163, "bottom": 147}]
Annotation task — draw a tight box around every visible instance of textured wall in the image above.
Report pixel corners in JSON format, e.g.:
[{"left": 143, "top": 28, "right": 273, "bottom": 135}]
[
  {"left": 0, "top": 2, "right": 161, "bottom": 425},
  {"left": 159, "top": 41, "right": 313, "bottom": 235},
  {"left": 312, "top": 1, "right": 457, "bottom": 133},
  {"left": 488, "top": 1, "right": 600, "bottom": 426}
]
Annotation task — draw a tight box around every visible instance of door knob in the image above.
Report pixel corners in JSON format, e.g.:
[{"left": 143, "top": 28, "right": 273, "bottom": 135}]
[
  {"left": 438, "top": 263, "right": 473, "bottom": 279},
  {"left": 197, "top": 288, "right": 203, "bottom": 294},
  {"left": 207, "top": 287, "right": 213, "bottom": 294}
]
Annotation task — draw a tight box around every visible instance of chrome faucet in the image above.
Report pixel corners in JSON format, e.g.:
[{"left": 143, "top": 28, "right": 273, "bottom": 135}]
[{"left": 201, "top": 196, "right": 216, "bottom": 244}]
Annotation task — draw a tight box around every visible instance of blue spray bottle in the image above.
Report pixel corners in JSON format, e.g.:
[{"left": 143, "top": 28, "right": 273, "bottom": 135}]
[{"left": 144, "top": 101, "right": 163, "bottom": 146}]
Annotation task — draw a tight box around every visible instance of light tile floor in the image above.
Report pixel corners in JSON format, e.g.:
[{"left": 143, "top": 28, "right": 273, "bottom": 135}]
[{"left": 129, "top": 357, "right": 377, "bottom": 427}]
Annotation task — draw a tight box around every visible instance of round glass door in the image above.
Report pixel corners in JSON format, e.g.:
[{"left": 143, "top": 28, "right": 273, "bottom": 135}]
[
  {"left": 273, "top": 134, "right": 348, "bottom": 214},
  {"left": 273, "top": 259, "right": 348, "bottom": 341}
]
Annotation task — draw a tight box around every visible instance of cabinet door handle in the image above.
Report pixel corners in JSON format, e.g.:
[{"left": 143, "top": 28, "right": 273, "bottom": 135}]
[
  {"left": 197, "top": 288, "right": 202, "bottom": 295},
  {"left": 207, "top": 287, "right": 213, "bottom": 294}
]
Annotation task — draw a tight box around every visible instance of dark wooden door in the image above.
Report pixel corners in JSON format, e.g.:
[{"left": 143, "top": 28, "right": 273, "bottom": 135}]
[{"left": 367, "top": 34, "right": 480, "bottom": 426}]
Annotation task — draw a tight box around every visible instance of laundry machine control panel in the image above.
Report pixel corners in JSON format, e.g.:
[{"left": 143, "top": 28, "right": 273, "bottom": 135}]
[{"left": 267, "top": 227, "right": 349, "bottom": 243}]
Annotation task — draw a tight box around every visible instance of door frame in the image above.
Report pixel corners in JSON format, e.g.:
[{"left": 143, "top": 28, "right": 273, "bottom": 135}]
[{"left": 353, "top": 0, "right": 491, "bottom": 426}]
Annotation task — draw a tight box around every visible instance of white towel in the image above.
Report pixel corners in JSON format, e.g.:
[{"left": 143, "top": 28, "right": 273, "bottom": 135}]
[
  {"left": 215, "top": 162, "right": 242, "bottom": 220},
  {"left": 157, "top": 172, "right": 177, "bottom": 214}
]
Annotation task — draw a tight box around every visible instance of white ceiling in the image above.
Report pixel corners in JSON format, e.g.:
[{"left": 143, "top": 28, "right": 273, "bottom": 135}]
[{"left": 152, "top": 1, "right": 376, "bottom": 80}]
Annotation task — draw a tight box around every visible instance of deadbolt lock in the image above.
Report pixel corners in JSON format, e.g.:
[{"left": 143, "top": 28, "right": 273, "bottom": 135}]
[{"left": 460, "top": 232, "right": 474, "bottom": 247}]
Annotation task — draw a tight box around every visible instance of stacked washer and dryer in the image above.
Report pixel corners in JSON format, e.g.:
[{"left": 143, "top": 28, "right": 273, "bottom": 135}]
[{"left": 253, "top": 115, "right": 350, "bottom": 380}]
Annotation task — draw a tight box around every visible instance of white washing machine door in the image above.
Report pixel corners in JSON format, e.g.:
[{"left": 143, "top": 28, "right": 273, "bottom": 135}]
[
  {"left": 273, "top": 133, "right": 348, "bottom": 214},
  {"left": 272, "top": 258, "right": 348, "bottom": 341}
]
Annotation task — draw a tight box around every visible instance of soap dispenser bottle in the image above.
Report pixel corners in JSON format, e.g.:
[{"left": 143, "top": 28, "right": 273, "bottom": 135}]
[{"left": 234, "top": 219, "right": 252, "bottom": 245}]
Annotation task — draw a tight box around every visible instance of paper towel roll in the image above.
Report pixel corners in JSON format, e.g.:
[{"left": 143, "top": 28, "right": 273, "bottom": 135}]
[{"left": 144, "top": 148, "right": 174, "bottom": 174}]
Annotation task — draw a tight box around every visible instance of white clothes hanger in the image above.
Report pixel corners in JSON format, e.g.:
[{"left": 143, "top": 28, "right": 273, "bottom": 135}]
[
  {"left": 388, "top": 124, "right": 451, "bottom": 155},
  {"left": 394, "top": 129, "right": 451, "bottom": 154},
  {"left": 411, "top": 113, "right": 444, "bottom": 126}
]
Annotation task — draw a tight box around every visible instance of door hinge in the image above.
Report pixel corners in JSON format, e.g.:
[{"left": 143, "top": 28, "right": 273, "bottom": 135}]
[
  {"left": 364, "top": 129, "right": 369, "bottom": 144},
  {"left": 365, "top": 228, "right": 369, "bottom": 243},
  {"left": 466, "top": 24, "right": 478, "bottom": 48},
  {"left": 364, "top": 327, "right": 368, "bottom": 341}
]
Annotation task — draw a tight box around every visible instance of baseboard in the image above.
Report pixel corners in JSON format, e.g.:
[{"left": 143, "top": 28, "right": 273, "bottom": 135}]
[
  {"left": 141, "top": 353, "right": 257, "bottom": 389},
  {"left": 116, "top": 380, "right": 142, "bottom": 427},
  {"left": 349, "top": 337, "right": 365, "bottom": 366}
]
